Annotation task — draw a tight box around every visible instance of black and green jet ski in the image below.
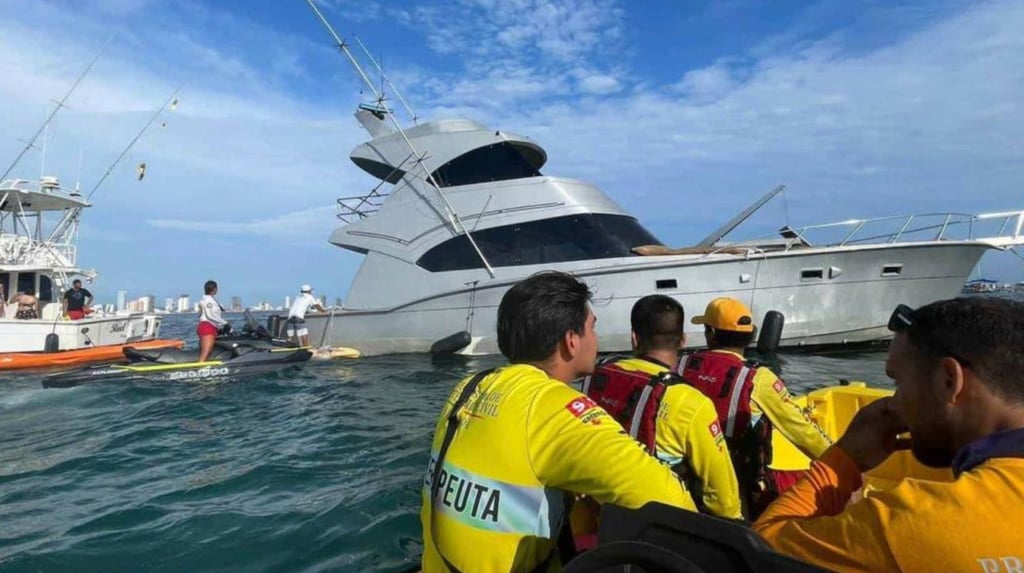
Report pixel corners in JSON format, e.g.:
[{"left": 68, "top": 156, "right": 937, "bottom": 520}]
[{"left": 42, "top": 341, "right": 312, "bottom": 388}]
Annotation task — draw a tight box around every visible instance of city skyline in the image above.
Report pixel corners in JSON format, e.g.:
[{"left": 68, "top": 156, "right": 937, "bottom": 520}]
[{"left": 91, "top": 288, "right": 341, "bottom": 314}]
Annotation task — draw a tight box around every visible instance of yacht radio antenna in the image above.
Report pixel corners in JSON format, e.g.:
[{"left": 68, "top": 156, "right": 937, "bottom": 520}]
[
  {"left": 353, "top": 35, "right": 419, "bottom": 124},
  {"left": 304, "top": 0, "right": 495, "bottom": 277}
]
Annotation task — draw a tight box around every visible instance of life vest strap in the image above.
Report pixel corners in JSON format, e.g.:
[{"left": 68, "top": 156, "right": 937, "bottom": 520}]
[
  {"left": 430, "top": 368, "right": 493, "bottom": 573},
  {"left": 429, "top": 368, "right": 570, "bottom": 573},
  {"left": 724, "top": 366, "right": 751, "bottom": 438}
]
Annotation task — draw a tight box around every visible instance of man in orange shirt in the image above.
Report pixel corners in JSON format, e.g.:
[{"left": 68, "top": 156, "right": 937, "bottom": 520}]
[{"left": 754, "top": 297, "right": 1024, "bottom": 572}]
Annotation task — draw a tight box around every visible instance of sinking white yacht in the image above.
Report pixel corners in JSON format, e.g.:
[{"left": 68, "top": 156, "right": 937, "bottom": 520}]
[{"left": 296, "top": 7, "right": 1024, "bottom": 357}]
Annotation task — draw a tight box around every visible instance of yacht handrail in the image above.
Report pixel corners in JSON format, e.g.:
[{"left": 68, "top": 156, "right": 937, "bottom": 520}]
[{"left": 723, "top": 210, "right": 1024, "bottom": 251}]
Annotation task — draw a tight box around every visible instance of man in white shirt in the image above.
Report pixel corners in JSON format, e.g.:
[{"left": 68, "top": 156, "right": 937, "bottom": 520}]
[{"left": 287, "top": 284, "right": 325, "bottom": 346}]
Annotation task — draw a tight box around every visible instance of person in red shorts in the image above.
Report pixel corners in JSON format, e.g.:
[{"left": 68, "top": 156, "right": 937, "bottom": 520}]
[
  {"left": 197, "top": 280, "right": 228, "bottom": 362},
  {"left": 61, "top": 279, "right": 94, "bottom": 320}
]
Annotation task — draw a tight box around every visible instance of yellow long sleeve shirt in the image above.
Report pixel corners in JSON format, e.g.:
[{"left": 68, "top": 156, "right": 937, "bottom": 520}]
[{"left": 421, "top": 364, "right": 696, "bottom": 573}]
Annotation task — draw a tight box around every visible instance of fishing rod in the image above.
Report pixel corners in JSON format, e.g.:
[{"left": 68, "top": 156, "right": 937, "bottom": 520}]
[{"left": 87, "top": 86, "right": 182, "bottom": 201}]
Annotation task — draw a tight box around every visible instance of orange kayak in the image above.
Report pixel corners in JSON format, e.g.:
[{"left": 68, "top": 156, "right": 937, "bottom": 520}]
[{"left": 0, "top": 339, "right": 185, "bottom": 371}]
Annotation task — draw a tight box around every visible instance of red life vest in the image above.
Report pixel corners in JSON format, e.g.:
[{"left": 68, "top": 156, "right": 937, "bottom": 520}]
[
  {"left": 582, "top": 357, "right": 682, "bottom": 456},
  {"left": 678, "top": 350, "right": 774, "bottom": 517},
  {"left": 677, "top": 351, "right": 760, "bottom": 440}
]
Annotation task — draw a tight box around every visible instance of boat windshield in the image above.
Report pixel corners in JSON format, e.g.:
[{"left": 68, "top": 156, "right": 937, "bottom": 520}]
[
  {"left": 430, "top": 142, "right": 541, "bottom": 188},
  {"left": 417, "top": 213, "right": 663, "bottom": 272}
]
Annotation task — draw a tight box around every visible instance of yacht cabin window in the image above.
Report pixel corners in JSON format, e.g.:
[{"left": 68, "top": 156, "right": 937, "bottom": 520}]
[
  {"left": 39, "top": 275, "right": 53, "bottom": 301},
  {"left": 6, "top": 272, "right": 54, "bottom": 301},
  {"left": 430, "top": 143, "right": 542, "bottom": 188},
  {"left": 17, "top": 273, "right": 35, "bottom": 297},
  {"left": 416, "top": 214, "right": 663, "bottom": 272}
]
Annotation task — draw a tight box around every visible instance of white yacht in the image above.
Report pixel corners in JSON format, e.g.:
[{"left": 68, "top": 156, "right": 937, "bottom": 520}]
[
  {"left": 284, "top": 105, "right": 1023, "bottom": 356},
  {"left": 294, "top": 6, "right": 1024, "bottom": 356}
]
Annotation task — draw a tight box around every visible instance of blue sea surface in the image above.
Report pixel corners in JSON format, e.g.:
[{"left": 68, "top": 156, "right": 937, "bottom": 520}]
[{"left": 0, "top": 312, "right": 893, "bottom": 572}]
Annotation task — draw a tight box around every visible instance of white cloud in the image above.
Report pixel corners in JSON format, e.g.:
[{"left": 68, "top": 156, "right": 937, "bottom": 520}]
[
  {"left": 396, "top": 0, "right": 1024, "bottom": 244},
  {"left": 147, "top": 206, "right": 338, "bottom": 245},
  {"left": 5, "top": 0, "right": 1024, "bottom": 292},
  {"left": 672, "top": 64, "right": 740, "bottom": 102},
  {"left": 321, "top": 0, "right": 385, "bottom": 23},
  {"left": 0, "top": 1, "right": 369, "bottom": 220},
  {"left": 578, "top": 74, "right": 621, "bottom": 95}
]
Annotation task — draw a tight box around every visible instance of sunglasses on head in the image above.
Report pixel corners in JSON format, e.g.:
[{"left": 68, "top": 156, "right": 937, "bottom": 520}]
[{"left": 888, "top": 303, "right": 972, "bottom": 368}]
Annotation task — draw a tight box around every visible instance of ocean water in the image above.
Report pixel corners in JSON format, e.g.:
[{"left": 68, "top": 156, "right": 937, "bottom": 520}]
[{"left": 0, "top": 312, "right": 896, "bottom": 572}]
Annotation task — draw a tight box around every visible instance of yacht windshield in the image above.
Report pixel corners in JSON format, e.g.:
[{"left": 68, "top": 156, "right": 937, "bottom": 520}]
[{"left": 416, "top": 214, "right": 662, "bottom": 272}]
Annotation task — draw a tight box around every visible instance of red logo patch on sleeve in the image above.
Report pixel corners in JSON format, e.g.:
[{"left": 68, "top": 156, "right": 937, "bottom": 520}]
[
  {"left": 708, "top": 420, "right": 722, "bottom": 438},
  {"left": 566, "top": 396, "right": 598, "bottom": 418},
  {"left": 773, "top": 379, "right": 785, "bottom": 393}
]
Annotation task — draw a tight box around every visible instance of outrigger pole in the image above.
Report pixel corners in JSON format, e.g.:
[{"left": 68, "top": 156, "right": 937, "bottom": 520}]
[{"left": 304, "top": 0, "right": 496, "bottom": 278}]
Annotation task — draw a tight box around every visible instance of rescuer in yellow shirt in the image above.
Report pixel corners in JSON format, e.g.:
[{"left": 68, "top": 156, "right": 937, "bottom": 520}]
[
  {"left": 680, "top": 297, "right": 832, "bottom": 516},
  {"left": 583, "top": 294, "right": 742, "bottom": 520},
  {"left": 420, "top": 272, "right": 697, "bottom": 573}
]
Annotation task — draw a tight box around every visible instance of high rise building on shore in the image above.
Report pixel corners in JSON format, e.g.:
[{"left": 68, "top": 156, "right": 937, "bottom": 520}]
[
  {"left": 116, "top": 290, "right": 127, "bottom": 312},
  {"left": 177, "top": 295, "right": 190, "bottom": 313}
]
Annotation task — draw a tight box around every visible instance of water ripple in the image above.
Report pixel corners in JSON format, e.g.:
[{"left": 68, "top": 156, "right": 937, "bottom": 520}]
[{"left": 0, "top": 314, "right": 892, "bottom": 571}]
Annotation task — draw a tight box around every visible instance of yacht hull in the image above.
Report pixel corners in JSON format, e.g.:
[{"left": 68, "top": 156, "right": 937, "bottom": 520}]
[
  {"left": 297, "top": 241, "right": 989, "bottom": 356},
  {"left": 0, "top": 313, "right": 165, "bottom": 353}
]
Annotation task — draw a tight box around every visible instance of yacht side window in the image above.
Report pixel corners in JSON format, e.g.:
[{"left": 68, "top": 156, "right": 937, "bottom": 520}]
[
  {"left": 800, "top": 268, "right": 824, "bottom": 281},
  {"left": 431, "top": 143, "right": 542, "bottom": 188},
  {"left": 416, "top": 214, "right": 663, "bottom": 272}
]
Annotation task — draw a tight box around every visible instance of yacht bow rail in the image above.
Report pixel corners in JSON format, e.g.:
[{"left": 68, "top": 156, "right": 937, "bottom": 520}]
[{"left": 723, "top": 210, "right": 1024, "bottom": 252}]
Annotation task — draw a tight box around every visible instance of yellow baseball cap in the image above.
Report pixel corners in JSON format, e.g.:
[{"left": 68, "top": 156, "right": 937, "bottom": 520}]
[{"left": 691, "top": 297, "right": 755, "bottom": 333}]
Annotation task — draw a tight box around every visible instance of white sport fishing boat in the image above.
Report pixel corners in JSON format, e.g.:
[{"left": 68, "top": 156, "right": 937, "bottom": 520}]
[
  {"left": 0, "top": 177, "right": 179, "bottom": 369},
  {"left": 0, "top": 43, "right": 182, "bottom": 370}
]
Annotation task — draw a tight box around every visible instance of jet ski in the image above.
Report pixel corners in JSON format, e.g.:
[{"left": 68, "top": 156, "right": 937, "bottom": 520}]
[{"left": 41, "top": 340, "right": 312, "bottom": 388}]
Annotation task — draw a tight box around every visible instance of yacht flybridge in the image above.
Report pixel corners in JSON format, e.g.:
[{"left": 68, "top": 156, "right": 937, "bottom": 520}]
[{"left": 295, "top": 4, "right": 1024, "bottom": 356}]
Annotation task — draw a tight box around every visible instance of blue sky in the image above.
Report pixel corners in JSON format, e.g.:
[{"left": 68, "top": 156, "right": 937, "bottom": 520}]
[{"left": 1, "top": 0, "right": 1023, "bottom": 307}]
